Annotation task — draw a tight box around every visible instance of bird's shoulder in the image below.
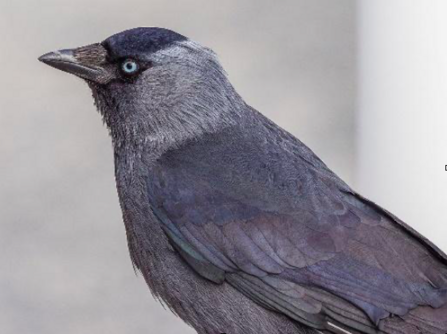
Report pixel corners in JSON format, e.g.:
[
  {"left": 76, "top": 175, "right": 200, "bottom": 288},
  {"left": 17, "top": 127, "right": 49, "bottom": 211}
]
[{"left": 150, "top": 109, "right": 338, "bottom": 202}]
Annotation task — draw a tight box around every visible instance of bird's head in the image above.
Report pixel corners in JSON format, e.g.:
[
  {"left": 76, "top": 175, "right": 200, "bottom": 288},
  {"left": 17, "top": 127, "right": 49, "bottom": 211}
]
[{"left": 39, "top": 27, "right": 241, "bottom": 149}]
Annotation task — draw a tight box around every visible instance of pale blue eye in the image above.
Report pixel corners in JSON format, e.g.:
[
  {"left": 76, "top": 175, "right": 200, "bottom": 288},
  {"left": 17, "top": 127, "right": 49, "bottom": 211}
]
[{"left": 121, "top": 60, "right": 139, "bottom": 74}]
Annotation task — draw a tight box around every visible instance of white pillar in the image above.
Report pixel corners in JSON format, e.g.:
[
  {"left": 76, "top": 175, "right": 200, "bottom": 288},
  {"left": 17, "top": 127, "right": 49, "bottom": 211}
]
[{"left": 358, "top": 1, "right": 447, "bottom": 251}]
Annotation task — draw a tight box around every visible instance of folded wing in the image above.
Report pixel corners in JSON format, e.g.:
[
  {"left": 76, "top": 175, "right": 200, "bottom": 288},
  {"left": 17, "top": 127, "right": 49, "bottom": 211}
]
[{"left": 146, "top": 128, "right": 447, "bottom": 334}]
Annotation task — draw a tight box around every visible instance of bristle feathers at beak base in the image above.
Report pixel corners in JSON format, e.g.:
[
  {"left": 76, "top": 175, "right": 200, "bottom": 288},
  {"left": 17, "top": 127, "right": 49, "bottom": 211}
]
[{"left": 39, "top": 44, "right": 113, "bottom": 84}]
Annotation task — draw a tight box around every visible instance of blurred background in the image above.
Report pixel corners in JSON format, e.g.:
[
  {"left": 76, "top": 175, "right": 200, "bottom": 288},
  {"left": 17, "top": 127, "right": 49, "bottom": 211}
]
[{"left": 0, "top": 0, "right": 445, "bottom": 333}]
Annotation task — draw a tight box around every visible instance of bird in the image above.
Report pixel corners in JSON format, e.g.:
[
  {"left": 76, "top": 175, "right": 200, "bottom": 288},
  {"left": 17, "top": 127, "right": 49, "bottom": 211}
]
[{"left": 39, "top": 27, "right": 447, "bottom": 334}]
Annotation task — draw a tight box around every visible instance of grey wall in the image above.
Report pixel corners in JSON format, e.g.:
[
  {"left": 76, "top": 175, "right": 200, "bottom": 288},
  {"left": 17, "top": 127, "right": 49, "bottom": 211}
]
[
  {"left": 358, "top": 1, "right": 447, "bottom": 252},
  {"left": 0, "top": 1, "right": 356, "bottom": 333}
]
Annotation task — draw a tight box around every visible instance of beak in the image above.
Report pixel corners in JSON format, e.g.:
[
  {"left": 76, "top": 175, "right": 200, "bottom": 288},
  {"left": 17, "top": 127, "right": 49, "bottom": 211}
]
[{"left": 39, "top": 43, "right": 112, "bottom": 83}]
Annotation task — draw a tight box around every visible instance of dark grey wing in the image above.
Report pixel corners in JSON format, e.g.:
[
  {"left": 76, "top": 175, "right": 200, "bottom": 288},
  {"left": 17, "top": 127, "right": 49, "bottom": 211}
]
[{"left": 146, "top": 127, "right": 447, "bottom": 334}]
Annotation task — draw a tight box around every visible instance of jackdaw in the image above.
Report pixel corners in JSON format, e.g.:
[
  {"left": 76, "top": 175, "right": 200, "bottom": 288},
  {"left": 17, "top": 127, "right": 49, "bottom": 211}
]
[{"left": 39, "top": 27, "right": 447, "bottom": 334}]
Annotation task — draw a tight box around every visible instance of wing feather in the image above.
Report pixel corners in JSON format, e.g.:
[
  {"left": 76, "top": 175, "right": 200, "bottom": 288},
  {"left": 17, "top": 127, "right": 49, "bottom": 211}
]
[{"left": 146, "top": 125, "right": 447, "bottom": 333}]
